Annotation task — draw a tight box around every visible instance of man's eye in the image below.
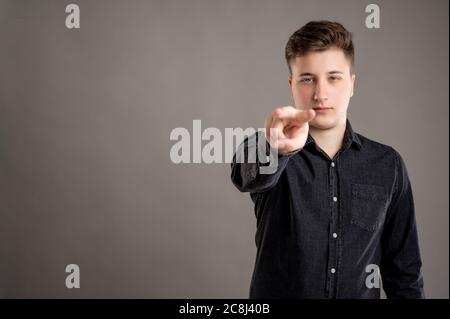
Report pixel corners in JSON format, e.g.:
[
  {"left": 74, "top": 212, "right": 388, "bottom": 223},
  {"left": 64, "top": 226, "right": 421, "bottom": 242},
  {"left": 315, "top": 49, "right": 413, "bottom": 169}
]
[
  {"left": 329, "top": 76, "right": 342, "bottom": 81},
  {"left": 300, "top": 78, "right": 313, "bottom": 83}
]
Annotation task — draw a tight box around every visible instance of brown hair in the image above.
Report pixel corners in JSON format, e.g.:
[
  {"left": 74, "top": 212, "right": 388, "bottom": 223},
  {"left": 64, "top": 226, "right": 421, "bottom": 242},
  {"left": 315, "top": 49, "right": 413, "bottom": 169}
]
[{"left": 285, "top": 20, "right": 354, "bottom": 74}]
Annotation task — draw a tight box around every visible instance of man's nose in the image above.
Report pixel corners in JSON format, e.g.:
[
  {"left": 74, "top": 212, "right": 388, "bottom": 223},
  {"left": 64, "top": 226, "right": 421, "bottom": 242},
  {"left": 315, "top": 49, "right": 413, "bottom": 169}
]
[{"left": 314, "top": 81, "right": 329, "bottom": 102}]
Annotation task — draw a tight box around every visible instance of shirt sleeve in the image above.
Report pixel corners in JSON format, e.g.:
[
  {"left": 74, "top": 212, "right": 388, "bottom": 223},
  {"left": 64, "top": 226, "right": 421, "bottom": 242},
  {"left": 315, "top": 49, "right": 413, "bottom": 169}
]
[
  {"left": 230, "top": 131, "right": 300, "bottom": 193},
  {"left": 380, "top": 150, "right": 425, "bottom": 299}
]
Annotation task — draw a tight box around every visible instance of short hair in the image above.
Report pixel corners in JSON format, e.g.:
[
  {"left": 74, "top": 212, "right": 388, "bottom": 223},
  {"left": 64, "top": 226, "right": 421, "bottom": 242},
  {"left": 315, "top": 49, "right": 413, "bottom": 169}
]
[{"left": 285, "top": 20, "right": 355, "bottom": 74}]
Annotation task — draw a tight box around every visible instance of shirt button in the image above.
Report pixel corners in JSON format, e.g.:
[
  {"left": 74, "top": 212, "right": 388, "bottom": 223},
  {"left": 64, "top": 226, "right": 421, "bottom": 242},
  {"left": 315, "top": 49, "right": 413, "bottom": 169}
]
[
  {"left": 332, "top": 233, "right": 338, "bottom": 238},
  {"left": 333, "top": 196, "right": 338, "bottom": 202},
  {"left": 331, "top": 268, "right": 336, "bottom": 274},
  {"left": 331, "top": 162, "right": 335, "bottom": 167}
]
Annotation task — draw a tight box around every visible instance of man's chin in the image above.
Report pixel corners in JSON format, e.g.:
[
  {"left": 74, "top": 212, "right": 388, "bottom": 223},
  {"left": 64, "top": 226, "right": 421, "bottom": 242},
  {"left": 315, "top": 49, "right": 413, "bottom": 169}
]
[{"left": 309, "top": 117, "right": 338, "bottom": 130}]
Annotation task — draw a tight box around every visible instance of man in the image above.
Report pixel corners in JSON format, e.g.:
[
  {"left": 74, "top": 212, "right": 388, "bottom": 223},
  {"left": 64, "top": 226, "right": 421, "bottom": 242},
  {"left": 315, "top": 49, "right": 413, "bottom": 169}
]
[{"left": 231, "top": 20, "right": 424, "bottom": 298}]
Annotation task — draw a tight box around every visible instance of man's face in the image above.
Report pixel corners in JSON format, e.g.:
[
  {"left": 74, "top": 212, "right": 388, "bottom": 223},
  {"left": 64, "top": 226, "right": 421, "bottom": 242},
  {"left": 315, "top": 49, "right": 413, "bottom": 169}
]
[{"left": 288, "top": 47, "right": 355, "bottom": 130}]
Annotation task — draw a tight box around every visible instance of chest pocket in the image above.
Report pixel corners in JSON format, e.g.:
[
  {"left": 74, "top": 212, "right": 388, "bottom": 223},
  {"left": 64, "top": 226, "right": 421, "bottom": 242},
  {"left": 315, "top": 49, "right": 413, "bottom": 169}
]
[{"left": 351, "top": 183, "right": 389, "bottom": 232}]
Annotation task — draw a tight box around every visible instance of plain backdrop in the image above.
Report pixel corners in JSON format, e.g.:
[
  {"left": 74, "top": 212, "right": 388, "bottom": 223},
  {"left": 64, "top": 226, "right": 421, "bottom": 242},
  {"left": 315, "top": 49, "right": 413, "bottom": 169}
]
[{"left": 0, "top": 0, "right": 448, "bottom": 298}]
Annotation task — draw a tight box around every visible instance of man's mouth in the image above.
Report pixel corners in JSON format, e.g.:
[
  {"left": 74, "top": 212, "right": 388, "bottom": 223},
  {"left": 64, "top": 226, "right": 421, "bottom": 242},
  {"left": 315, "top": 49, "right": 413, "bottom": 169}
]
[{"left": 313, "top": 106, "right": 333, "bottom": 113}]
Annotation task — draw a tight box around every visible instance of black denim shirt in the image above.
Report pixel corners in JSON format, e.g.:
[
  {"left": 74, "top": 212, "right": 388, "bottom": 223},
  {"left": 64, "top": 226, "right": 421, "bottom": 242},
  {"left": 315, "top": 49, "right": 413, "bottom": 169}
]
[{"left": 231, "top": 119, "right": 424, "bottom": 299}]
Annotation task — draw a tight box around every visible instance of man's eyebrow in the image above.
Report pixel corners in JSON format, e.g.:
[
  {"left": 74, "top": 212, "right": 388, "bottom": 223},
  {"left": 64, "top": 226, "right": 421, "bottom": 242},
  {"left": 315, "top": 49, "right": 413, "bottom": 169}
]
[
  {"left": 299, "top": 71, "right": 344, "bottom": 77},
  {"left": 328, "top": 70, "right": 344, "bottom": 74}
]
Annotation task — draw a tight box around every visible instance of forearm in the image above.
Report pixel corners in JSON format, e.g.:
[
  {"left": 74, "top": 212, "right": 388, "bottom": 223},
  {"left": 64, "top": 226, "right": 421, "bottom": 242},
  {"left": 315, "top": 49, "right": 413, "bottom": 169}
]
[{"left": 230, "top": 131, "right": 300, "bottom": 193}]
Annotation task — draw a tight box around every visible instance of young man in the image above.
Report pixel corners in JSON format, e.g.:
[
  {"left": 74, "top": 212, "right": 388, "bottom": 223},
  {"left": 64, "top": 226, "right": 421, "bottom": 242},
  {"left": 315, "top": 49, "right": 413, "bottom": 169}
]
[{"left": 231, "top": 21, "right": 424, "bottom": 299}]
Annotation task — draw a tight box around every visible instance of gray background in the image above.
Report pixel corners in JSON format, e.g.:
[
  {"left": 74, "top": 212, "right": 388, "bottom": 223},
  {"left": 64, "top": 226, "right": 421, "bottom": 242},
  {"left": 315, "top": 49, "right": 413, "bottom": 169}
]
[{"left": 0, "top": 0, "right": 448, "bottom": 298}]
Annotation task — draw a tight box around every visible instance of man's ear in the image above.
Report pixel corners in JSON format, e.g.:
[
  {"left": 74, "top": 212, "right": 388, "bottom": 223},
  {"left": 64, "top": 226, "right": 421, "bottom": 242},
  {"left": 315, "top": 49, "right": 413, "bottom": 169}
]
[
  {"left": 350, "top": 74, "right": 356, "bottom": 97},
  {"left": 288, "top": 76, "right": 292, "bottom": 88}
]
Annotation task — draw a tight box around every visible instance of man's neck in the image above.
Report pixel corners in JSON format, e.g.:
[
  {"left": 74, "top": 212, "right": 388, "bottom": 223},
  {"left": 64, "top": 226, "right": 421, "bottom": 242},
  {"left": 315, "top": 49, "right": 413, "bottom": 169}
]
[{"left": 309, "top": 119, "right": 347, "bottom": 160}]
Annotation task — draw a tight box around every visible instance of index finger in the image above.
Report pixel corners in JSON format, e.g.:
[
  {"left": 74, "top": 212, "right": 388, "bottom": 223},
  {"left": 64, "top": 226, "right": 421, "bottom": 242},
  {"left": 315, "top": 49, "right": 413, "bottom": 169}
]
[{"left": 274, "top": 107, "right": 316, "bottom": 125}]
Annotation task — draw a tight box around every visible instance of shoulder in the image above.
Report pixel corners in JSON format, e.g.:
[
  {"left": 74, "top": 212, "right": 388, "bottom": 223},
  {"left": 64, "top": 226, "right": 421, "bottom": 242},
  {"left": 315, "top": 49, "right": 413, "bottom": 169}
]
[
  {"left": 355, "top": 132, "right": 402, "bottom": 160},
  {"left": 354, "top": 133, "right": 410, "bottom": 190}
]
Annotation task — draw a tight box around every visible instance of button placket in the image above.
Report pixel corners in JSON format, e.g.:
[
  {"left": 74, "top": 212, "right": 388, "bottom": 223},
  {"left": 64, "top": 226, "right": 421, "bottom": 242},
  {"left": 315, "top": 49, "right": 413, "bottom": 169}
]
[{"left": 328, "top": 158, "right": 340, "bottom": 298}]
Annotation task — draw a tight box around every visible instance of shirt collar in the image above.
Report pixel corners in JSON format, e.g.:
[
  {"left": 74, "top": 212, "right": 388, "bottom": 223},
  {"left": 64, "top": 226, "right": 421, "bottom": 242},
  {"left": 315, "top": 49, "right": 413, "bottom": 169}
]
[{"left": 305, "top": 118, "right": 362, "bottom": 152}]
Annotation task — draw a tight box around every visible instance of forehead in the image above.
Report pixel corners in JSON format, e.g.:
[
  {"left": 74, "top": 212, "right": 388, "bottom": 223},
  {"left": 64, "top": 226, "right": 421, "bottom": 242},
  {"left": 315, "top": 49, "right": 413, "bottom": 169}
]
[{"left": 290, "top": 47, "right": 351, "bottom": 74}]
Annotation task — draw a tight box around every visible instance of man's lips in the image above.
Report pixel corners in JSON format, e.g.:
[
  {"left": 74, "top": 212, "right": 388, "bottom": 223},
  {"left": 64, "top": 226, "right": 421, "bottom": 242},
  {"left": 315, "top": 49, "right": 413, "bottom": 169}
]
[{"left": 313, "top": 107, "right": 332, "bottom": 110}]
